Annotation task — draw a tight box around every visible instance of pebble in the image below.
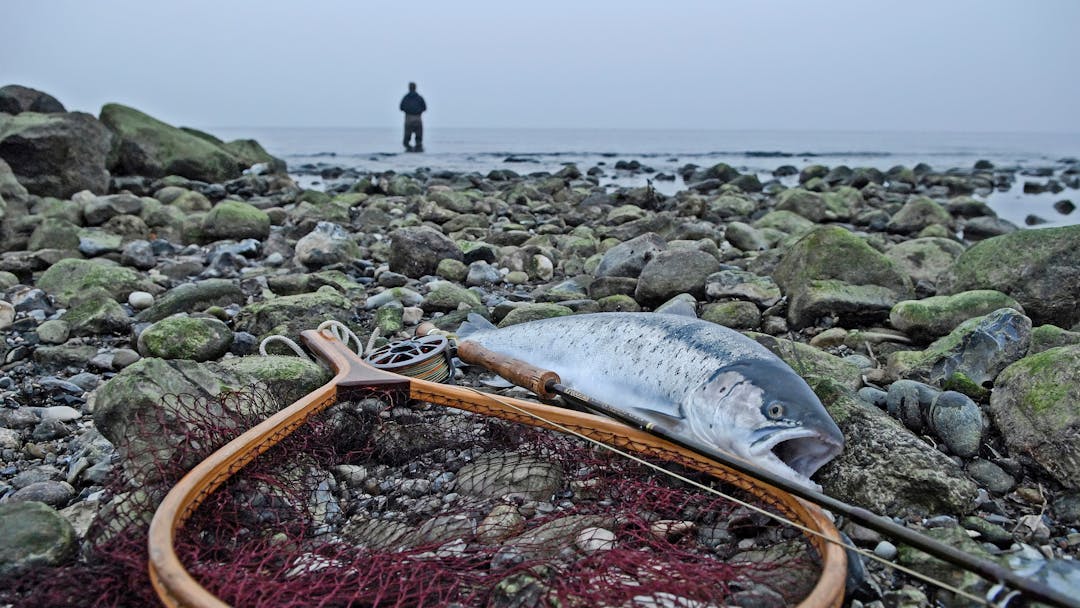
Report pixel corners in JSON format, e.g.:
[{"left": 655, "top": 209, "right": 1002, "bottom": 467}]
[
  {"left": 128, "top": 291, "right": 155, "bottom": 309},
  {"left": 874, "top": 540, "right": 898, "bottom": 560},
  {"left": 575, "top": 527, "right": 615, "bottom": 553},
  {"left": 111, "top": 349, "right": 141, "bottom": 369},
  {"left": 36, "top": 319, "right": 70, "bottom": 344},
  {"left": 0, "top": 300, "right": 15, "bottom": 330}
]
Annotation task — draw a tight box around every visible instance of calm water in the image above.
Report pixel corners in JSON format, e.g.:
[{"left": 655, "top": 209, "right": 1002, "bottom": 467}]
[{"left": 214, "top": 127, "right": 1080, "bottom": 227}]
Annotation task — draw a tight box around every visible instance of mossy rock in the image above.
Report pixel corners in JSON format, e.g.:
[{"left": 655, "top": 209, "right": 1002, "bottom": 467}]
[
  {"left": 896, "top": 525, "right": 1001, "bottom": 605},
  {"left": 222, "top": 138, "right": 286, "bottom": 173},
  {"left": 137, "top": 315, "right": 234, "bottom": 361},
  {"left": 421, "top": 281, "right": 482, "bottom": 313},
  {"left": 28, "top": 217, "right": 81, "bottom": 251},
  {"left": 743, "top": 333, "right": 863, "bottom": 393},
  {"left": 1028, "top": 324, "right": 1080, "bottom": 355},
  {"left": 940, "top": 225, "right": 1080, "bottom": 328},
  {"left": 135, "top": 279, "right": 245, "bottom": 323},
  {"left": 0, "top": 501, "right": 77, "bottom": 576},
  {"left": 701, "top": 301, "right": 760, "bottom": 330},
  {"left": 99, "top": 103, "right": 242, "bottom": 183},
  {"left": 60, "top": 288, "right": 131, "bottom": 336},
  {"left": 38, "top": 258, "right": 157, "bottom": 305},
  {"left": 774, "top": 226, "right": 913, "bottom": 328},
  {"left": 596, "top": 294, "right": 641, "bottom": 312},
  {"left": 886, "top": 308, "right": 1032, "bottom": 387},
  {"left": 200, "top": 200, "right": 270, "bottom": 241},
  {"left": 233, "top": 286, "right": 354, "bottom": 344},
  {"left": 884, "top": 237, "right": 965, "bottom": 285},
  {"left": 987, "top": 345, "right": 1080, "bottom": 489},
  {"left": 889, "top": 290, "right": 1023, "bottom": 341},
  {"left": 217, "top": 355, "right": 331, "bottom": 404},
  {"left": 498, "top": 304, "right": 574, "bottom": 327},
  {"left": 886, "top": 196, "right": 953, "bottom": 234}
]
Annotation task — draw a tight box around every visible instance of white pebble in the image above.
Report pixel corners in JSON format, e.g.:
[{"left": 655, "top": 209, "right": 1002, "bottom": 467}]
[
  {"left": 575, "top": 526, "right": 615, "bottom": 553},
  {"left": 0, "top": 300, "right": 14, "bottom": 330},
  {"left": 128, "top": 291, "right": 154, "bottom": 309},
  {"left": 874, "top": 540, "right": 898, "bottom": 560},
  {"left": 41, "top": 406, "right": 82, "bottom": 422},
  {"left": 402, "top": 306, "right": 424, "bottom": 325}
]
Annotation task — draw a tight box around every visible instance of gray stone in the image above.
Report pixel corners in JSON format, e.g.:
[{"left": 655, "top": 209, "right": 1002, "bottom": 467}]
[
  {"left": 1028, "top": 324, "right": 1080, "bottom": 355},
  {"left": 121, "top": 239, "right": 157, "bottom": 270},
  {"left": 454, "top": 452, "right": 564, "bottom": 500},
  {"left": 593, "top": 232, "right": 666, "bottom": 279},
  {"left": 466, "top": 260, "right": 501, "bottom": 286},
  {"left": 0, "top": 299, "right": 13, "bottom": 330},
  {"left": 135, "top": 279, "right": 244, "bottom": 323},
  {"left": 885, "top": 237, "right": 966, "bottom": 286},
  {"left": 0, "top": 501, "right": 77, "bottom": 576},
  {"left": 926, "top": 391, "right": 984, "bottom": 457},
  {"left": 966, "top": 459, "right": 1015, "bottom": 495},
  {"left": 0, "top": 85, "right": 65, "bottom": 114},
  {"left": 128, "top": 290, "right": 154, "bottom": 310},
  {"left": 724, "top": 221, "right": 769, "bottom": 251},
  {"left": 498, "top": 303, "right": 574, "bottom": 327},
  {"left": 389, "top": 225, "right": 463, "bottom": 278},
  {"left": 77, "top": 227, "right": 123, "bottom": 256},
  {"left": 634, "top": 248, "right": 720, "bottom": 307},
  {"left": 7, "top": 481, "right": 75, "bottom": 507},
  {"left": 28, "top": 217, "right": 80, "bottom": 251},
  {"left": 705, "top": 269, "right": 781, "bottom": 306},
  {"left": 294, "top": 221, "right": 360, "bottom": 269},
  {"left": 83, "top": 193, "right": 144, "bottom": 226}
]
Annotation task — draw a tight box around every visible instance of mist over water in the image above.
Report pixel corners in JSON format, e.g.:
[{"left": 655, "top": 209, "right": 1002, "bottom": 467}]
[{"left": 216, "top": 127, "right": 1080, "bottom": 228}]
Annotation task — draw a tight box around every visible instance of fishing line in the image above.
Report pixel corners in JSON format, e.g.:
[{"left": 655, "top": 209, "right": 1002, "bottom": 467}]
[{"left": 462, "top": 386, "right": 1000, "bottom": 607}]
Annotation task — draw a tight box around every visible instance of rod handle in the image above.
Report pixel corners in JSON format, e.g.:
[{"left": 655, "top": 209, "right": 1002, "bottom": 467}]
[{"left": 457, "top": 341, "right": 560, "bottom": 399}]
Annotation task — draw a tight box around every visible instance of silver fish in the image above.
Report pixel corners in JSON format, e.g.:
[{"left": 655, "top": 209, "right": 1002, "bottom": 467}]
[{"left": 458, "top": 312, "right": 844, "bottom": 490}]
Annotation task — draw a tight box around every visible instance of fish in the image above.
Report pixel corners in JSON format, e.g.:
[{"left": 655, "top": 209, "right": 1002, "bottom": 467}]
[{"left": 457, "top": 311, "right": 845, "bottom": 490}]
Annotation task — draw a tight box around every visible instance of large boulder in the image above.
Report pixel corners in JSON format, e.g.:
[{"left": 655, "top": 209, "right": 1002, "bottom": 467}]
[
  {"left": 0, "top": 111, "right": 112, "bottom": 197},
  {"left": 0, "top": 84, "right": 65, "bottom": 114},
  {"left": 137, "top": 315, "right": 234, "bottom": 361},
  {"left": 221, "top": 138, "right": 286, "bottom": 173},
  {"left": 987, "top": 345, "right": 1080, "bottom": 488},
  {"left": 940, "top": 225, "right": 1080, "bottom": 328},
  {"left": 99, "top": 103, "right": 242, "bottom": 183},
  {"left": 773, "top": 226, "right": 914, "bottom": 329}
]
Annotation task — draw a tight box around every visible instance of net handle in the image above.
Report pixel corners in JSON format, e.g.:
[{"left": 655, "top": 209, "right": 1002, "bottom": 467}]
[
  {"left": 457, "top": 340, "right": 561, "bottom": 399},
  {"left": 148, "top": 329, "right": 847, "bottom": 608}
]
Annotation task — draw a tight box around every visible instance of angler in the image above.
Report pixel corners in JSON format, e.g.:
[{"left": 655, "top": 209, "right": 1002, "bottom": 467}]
[{"left": 457, "top": 311, "right": 845, "bottom": 490}]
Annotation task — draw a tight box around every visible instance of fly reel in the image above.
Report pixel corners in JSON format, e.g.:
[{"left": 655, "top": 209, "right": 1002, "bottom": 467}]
[{"left": 364, "top": 334, "right": 454, "bottom": 383}]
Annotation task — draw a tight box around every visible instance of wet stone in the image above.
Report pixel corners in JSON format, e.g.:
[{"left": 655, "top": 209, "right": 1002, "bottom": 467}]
[
  {"left": 966, "top": 459, "right": 1015, "bottom": 495},
  {"left": 7, "top": 480, "right": 75, "bottom": 507}
]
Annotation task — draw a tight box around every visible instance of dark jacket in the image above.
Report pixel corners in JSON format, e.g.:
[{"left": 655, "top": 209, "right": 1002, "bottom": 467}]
[{"left": 399, "top": 92, "right": 427, "bottom": 116}]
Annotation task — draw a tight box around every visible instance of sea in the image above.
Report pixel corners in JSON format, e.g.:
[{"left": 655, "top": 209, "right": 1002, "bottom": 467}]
[{"left": 213, "top": 127, "right": 1080, "bottom": 228}]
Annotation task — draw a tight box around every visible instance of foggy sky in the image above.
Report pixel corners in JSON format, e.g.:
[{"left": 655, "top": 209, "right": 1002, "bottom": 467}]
[{"left": 4, "top": 0, "right": 1079, "bottom": 133}]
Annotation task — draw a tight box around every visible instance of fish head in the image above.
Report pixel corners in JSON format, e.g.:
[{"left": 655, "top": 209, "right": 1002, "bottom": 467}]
[{"left": 683, "top": 359, "right": 844, "bottom": 490}]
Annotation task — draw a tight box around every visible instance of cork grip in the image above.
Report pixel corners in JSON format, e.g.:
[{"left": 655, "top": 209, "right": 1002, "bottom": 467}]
[{"left": 456, "top": 341, "right": 560, "bottom": 399}]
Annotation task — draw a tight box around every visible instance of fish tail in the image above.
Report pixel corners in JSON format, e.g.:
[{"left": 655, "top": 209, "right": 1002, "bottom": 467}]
[{"left": 458, "top": 313, "right": 497, "bottom": 339}]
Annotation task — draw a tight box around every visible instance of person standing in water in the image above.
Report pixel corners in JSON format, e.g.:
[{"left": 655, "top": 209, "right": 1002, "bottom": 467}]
[{"left": 399, "top": 82, "right": 426, "bottom": 152}]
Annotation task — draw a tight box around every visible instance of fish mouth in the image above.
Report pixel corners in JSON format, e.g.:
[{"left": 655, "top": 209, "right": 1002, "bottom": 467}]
[{"left": 750, "top": 427, "right": 844, "bottom": 489}]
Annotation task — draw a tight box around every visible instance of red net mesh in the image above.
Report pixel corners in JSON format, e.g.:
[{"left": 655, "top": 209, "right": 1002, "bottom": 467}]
[{"left": 1, "top": 384, "right": 822, "bottom": 608}]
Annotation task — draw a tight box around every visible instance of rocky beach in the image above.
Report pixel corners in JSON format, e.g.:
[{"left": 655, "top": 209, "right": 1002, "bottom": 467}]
[{"left": 1, "top": 83, "right": 1079, "bottom": 607}]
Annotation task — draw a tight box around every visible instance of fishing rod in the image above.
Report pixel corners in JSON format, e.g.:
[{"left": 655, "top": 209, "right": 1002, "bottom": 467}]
[{"left": 446, "top": 334, "right": 1078, "bottom": 608}]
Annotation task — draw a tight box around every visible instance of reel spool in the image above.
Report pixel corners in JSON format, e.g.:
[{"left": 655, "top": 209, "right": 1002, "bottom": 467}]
[{"left": 364, "top": 334, "right": 454, "bottom": 383}]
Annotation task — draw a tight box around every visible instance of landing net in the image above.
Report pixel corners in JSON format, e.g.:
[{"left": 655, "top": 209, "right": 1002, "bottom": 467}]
[{"left": 1, "top": 383, "right": 823, "bottom": 607}]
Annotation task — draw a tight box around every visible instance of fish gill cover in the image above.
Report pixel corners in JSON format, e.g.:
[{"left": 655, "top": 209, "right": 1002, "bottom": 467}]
[{"left": 0, "top": 384, "right": 823, "bottom": 607}]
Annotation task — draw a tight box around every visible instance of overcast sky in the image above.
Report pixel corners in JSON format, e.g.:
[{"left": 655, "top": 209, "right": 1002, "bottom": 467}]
[{"left": 4, "top": 0, "right": 1079, "bottom": 133}]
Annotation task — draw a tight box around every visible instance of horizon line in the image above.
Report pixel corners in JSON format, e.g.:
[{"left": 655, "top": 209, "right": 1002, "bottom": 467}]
[{"left": 203, "top": 125, "right": 1080, "bottom": 137}]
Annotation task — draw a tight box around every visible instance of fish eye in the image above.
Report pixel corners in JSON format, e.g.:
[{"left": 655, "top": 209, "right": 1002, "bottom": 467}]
[{"left": 765, "top": 403, "right": 785, "bottom": 420}]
